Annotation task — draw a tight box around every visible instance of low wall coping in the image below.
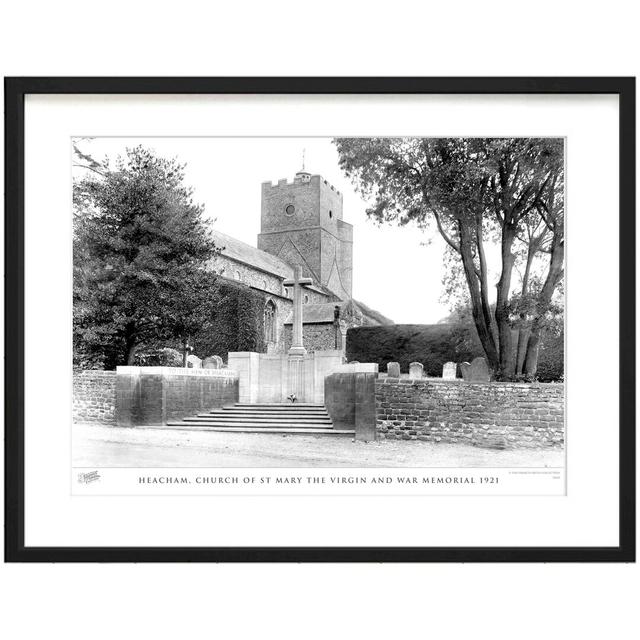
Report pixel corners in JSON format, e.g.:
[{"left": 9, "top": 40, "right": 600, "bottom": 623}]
[
  {"left": 332, "top": 363, "right": 379, "bottom": 373},
  {"left": 116, "top": 366, "right": 238, "bottom": 377},
  {"left": 377, "top": 376, "right": 563, "bottom": 389}
]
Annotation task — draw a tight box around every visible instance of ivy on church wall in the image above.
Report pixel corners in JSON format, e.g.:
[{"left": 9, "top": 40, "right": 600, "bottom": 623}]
[{"left": 191, "top": 279, "right": 266, "bottom": 361}]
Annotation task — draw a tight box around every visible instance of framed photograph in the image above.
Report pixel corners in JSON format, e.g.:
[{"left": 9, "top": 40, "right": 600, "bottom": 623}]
[{"left": 4, "top": 77, "right": 635, "bottom": 562}]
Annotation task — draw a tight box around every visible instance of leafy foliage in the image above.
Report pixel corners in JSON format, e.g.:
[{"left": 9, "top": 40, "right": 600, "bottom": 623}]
[
  {"left": 73, "top": 146, "right": 220, "bottom": 368},
  {"left": 535, "top": 330, "right": 564, "bottom": 382},
  {"left": 334, "top": 137, "right": 564, "bottom": 381},
  {"left": 132, "top": 347, "right": 183, "bottom": 367},
  {"left": 189, "top": 279, "right": 266, "bottom": 361}
]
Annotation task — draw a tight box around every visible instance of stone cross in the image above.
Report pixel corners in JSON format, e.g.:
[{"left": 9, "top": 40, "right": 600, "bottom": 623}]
[{"left": 283, "top": 266, "right": 313, "bottom": 356}]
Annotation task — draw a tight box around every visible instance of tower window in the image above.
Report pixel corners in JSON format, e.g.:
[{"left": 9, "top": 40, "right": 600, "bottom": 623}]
[
  {"left": 329, "top": 210, "right": 333, "bottom": 219},
  {"left": 285, "top": 204, "right": 295, "bottom": 216},
  {"left": 304, "top": 294, "right": 309, "bottom": 304}
]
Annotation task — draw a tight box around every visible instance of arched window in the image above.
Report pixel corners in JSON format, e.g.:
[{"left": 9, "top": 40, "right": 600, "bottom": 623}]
[
  {"left": 264, "top": 300, "right": 277, "bottom": 343},
  {"left": 304, "top": 294, "right": 309, "bottom": 304},
  {"left": 234, "top": 270, "right": 241, "bottom": 281}
]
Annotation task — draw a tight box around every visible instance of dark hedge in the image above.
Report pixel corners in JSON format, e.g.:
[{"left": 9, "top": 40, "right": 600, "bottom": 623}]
[
  {"left": 346, "top": 323, "right": 563, "bottom": 381},
  {"left": 346, "top": 324, "right": 482, "bottom": 377}
]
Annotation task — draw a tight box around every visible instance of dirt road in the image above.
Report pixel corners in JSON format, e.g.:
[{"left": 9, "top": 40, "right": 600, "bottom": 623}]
[{"left": 73, "top": 424, "right": 564, "bottom": 468}]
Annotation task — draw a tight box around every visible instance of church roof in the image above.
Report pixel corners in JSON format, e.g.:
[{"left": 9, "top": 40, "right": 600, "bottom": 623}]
[
  {"left": 211, "top": 229, "right": 339, "bottom": 299},
  {"left": 284, "top": 300, "right": 394, "bottom": 325},
  {"left": 284, "top": 304, "right": 338, "bottom": 324},
  {"left": 212, "top": 230, "right": 294, "bottom": 279}
]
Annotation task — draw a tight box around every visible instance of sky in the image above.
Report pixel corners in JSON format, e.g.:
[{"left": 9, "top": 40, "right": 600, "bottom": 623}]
[{"left": 73, "top": 137, "right": 453, "bottom": 323}]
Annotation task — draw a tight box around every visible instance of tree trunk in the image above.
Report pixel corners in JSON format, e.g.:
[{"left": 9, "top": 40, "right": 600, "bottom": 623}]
[
  {"left": 515, "top": 326, "right": 531, "bottom": 376},
  {"left": 515, "top": 244, "right": 536, "bottom": 376},
  {"left": 494, "top": 225, "right": 517, "bottom": 379},
  {"left": 125, "top": 323, "right": 137, "bottom": 365},
  {"left": 523, "top": 236, "right": 564, "bottom": 378},
  {"left": 475, "top": 211, "right": 499, "bottom": 350},
  {"left": 523, "top": 330, "right": 542, "bottom": 378},
  {"left": 126, "top": 342, "right": 137, "bottom": 365},
  {"left": 458, "top": 221, "right": 499, "bottom": 371}
]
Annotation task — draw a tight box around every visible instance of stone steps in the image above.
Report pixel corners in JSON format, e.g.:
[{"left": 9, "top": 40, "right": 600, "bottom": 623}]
[
  {"left": 160, "top": 425, "right": 354, "bottom": 435},
  {"left": 233, "top": 403, "right": 325, "bottom": 408},
  {"left": 162, "top": 402, "right": 350, "bottom": 436},
  {"left": 187, "top": 417, "right": 333, "bottom": 425},
  {"left": 206, "top": 410, "right": 329, "bottom": 417}
]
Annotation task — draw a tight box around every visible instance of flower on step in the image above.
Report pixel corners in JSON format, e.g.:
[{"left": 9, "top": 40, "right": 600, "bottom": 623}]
[{"left": 287, "top": 393, "right": 297, "bottom": 403}]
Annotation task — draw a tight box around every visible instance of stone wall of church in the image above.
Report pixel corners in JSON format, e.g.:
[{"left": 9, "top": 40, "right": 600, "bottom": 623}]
[
  {"left": 258, "top": 228, "right": 322, "bottom": 284},
  {"left": 212, "top": 255, "right": 285, "bottom": 298},
  {"left": 261, "top": 177, "right": 322, "bottom": 232},
  {"left": 282, "top": 323, "right": 339, "bottom": 354},
  {"left": 337, "top": 221, "right": 353, "bottom": 298},
  {"left": 214, "top": 254, "right": 333, "bottom": 306}
]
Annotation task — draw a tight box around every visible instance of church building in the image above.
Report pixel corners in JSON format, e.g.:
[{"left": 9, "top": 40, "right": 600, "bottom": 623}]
[{"left": 210, "top": 167, "right": 391, "bottom": 355}]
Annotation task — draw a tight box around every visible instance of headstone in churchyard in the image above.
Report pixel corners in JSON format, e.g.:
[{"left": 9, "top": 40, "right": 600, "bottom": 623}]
[
  {"left": 469, "top": 357, "right": 491, "bottom": 382},
  {"left": 442, "top": 361, "right": 457, "bottom": 379},
  {"left": 187, "top": 354, "right": 202, "bottom": 369},
  {"left": 203, "top": 355, "right": 223, "bottom": 369},
  {"left": 387, "top": 362, "right": 401, "bottom": 378},
  {"left": 459, "top": 362, "right": 472, "bottom": 381},
  {"left": 409, "top": 362, "right": 424, "bottom": 379}
]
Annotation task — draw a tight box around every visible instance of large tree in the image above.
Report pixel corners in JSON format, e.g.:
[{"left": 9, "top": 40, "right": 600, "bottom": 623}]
[
  {"left": 73, "top": 145, "right": 220, "bottom": 368},
  {"left": 334, "top": 137, "right": 564, "bottom": 380}
]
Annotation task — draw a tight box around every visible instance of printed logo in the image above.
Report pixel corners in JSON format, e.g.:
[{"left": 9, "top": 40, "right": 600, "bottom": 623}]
[{"left": 77, "top": 470, "right": 101, "bottom": 484}]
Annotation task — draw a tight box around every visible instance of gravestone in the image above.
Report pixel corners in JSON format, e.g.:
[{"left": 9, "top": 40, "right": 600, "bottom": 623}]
[
  {"left": 187, "top": 354, "right": 202, "bottom": 369},
  {"left": 203, "top": 355, "right": 223, "bottom": 369},
  {"left": 387, "top": 362, "right": 401, "bottom": 378},
  {"left": 442, "top": 361, "right": 457, "bottom": 379},
  {"left": 409, "top": 362, "right": 424, "bottom": 379},
  {"left": 459, "top": 362, "right": 472, "bottom": 381},
  {"left": 469, "top": 357, "right": 491, "bottom": 382}
]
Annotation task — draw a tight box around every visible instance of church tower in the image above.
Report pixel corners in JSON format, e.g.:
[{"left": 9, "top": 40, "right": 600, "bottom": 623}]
[{"left": 257, "top": 168, "right": 353, "bottom": 300}]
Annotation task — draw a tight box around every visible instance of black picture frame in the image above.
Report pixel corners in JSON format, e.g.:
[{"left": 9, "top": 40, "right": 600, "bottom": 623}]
[{"left": 4, "top": 76, "right": 635, "bottom": 563}]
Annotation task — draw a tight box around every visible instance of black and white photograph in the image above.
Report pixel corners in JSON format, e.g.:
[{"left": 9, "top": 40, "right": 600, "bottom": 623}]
[
  {"left": 72, "top": 136, "right": 565, "bottom": 478},
  {"left": 6, "top": 76, "right": 632, "bottom": 563}
]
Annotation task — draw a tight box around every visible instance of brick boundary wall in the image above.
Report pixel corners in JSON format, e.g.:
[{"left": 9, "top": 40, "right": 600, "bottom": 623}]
[
  {"left": 324, "top": 371, "right": 378, "bottom": 441},
  {"left": 73, "top": 370, "right": 117, "bottom": 425},
  {"left": 376, "top": 378, "right": 564, "bottom": 449},
  {"left": 115, "top": 366, "right": 239, "bottom": 426}
]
